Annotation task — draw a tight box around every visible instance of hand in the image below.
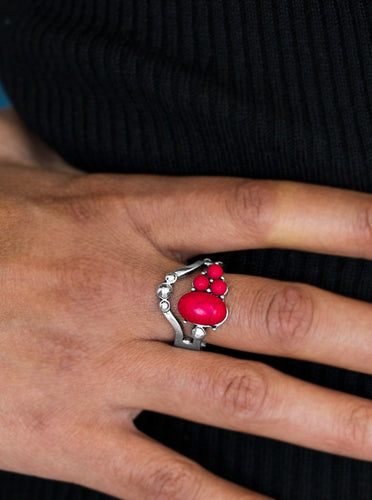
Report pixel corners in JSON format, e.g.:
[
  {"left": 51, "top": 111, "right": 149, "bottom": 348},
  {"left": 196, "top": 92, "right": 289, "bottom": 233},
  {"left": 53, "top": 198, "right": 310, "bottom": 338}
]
[{"left": 1, "top": 108, "right": 372, "bottom": 499}]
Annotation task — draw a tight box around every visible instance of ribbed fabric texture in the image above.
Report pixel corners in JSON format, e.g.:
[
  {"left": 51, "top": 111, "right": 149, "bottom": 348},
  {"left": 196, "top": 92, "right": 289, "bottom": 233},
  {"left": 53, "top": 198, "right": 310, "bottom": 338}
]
[{"left": 1, "top": 1, "right": 372, "bottom": 498}]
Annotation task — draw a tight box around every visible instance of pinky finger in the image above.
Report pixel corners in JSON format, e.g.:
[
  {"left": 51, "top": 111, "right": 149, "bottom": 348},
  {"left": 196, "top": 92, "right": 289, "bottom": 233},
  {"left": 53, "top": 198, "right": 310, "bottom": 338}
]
[{"left": 77, "top": 424, "right": 270, "bottom": 500}]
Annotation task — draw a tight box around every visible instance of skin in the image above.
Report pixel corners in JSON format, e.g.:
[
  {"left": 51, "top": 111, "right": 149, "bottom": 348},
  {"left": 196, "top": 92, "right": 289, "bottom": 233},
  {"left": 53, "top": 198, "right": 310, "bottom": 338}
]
[{"left": 0, "top": 106, "right": 372, "bottom": 499}]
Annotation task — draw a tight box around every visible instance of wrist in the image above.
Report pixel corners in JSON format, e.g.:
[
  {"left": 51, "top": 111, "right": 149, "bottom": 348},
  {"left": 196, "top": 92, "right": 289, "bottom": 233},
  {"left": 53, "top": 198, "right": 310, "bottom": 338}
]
[{"left": 0, "top": 107, "right": 74, "bottom": 173}]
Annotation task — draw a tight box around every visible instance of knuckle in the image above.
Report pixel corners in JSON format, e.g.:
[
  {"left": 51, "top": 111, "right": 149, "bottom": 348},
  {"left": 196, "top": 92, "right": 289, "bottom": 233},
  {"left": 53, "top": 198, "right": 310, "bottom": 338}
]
[
  {"left": 57, "top": 254, "right": 129, "bottom": 312},
  {"left": 265, "top": 285, "right": 314, "bottom": 350},
  {"left": 63, "top": 193, "right": 97, "bottom": 225},
  {"left": 226, "top": 180, "right": 275, "bottom": 242},
  {"left": 58, "top": 256, "right": 109, "bottom": 306},
  {"left": 69, "top": 192, "right": 124, "bottom": 226},
  {"left": 353, "top": 203, "right": 372, "bottom": 250},
  {"left": 138, "top": 459, "right": 201, "bottom": 500},
  {"left": 20, "top": 407, "right": 53, "bottom": 436},
  {"left": 214, "top": 363, "right": 269, "bottom": 419},
  {"left": 26, "top": 325, "right": 89, "bottom": 374},
  {"left": 36, "top": 189, "right": 98, "bottom": 226},
  {"left": 338, "top": 405, "right": 372, "bottom": 454},
  {"left": 63, "top": 174, "right": 128, "bottom": 225},
  {"left": 13, "top": 397, "right": 64, "bottom": 443}
]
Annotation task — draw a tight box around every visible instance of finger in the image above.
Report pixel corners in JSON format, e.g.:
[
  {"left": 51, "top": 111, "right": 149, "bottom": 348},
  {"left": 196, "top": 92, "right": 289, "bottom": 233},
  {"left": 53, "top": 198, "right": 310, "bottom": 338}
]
[
  {"left": 178, "top": 273, "right": 372, "bottom": 376},
  {"left": 73, "top": 425, "right": 269, "bottom": 500},
  {"left": 128, "top": 342, "right": 372, "bottom": 462},
  {"left": 122, "top": 175, "right": 372, "bottom": 260}
]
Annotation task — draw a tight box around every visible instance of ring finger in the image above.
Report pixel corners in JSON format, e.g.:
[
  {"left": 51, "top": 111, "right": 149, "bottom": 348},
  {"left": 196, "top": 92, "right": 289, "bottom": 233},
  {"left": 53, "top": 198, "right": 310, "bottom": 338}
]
[
  {"left": 162, "top": 268, "right": 372, "bottom": 375},
  {"left": 201, "top": 273, "right": 372, "bottom": 375}
]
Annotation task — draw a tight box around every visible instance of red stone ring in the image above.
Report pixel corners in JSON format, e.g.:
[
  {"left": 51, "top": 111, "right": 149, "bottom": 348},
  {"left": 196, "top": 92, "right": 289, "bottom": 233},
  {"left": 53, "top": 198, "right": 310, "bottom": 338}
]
[{"left": 157, "top": 258, "right": 229, "bottom": 350}]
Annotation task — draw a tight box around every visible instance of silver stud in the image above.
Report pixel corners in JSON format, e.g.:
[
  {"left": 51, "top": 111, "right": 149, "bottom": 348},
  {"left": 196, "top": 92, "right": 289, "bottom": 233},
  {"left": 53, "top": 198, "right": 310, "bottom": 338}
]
[
  {"left": 157, "top": 283, "right": 172, "bottom": 299},
  {"left": 165, "top": 273, "right": 177, "bottom": 284},
  {"left": 159, "top": 300, "right": 170, "bottom": 312},
  {"left": 191, "top": 326, "right": 207, "bottom": 340}
]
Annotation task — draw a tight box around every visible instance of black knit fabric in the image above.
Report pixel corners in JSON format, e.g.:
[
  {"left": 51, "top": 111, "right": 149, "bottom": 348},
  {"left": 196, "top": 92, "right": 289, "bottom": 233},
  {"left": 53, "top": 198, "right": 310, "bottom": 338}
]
[{"left": 1, "top": 1, "right": 372, "bottom": 499}]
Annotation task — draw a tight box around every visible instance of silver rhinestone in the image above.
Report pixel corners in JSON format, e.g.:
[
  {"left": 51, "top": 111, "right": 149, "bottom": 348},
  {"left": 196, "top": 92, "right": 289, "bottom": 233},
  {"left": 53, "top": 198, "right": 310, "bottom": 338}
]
[
  {"left": 157, "top": 283, "right": 172, "bottom": 299},
  {"left": 191, "top": 326, "right": 207, "bottom": 340},
  {"left": 159, "top": 300, "right": 170, "bottom": 312},
  {"left": 165, "top": 273, "right": 177, "bottom": 284}
]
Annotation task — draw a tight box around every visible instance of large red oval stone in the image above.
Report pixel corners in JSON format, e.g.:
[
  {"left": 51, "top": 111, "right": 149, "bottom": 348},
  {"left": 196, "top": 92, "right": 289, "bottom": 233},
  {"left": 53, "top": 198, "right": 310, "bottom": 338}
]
[{"left": 178, "top": 291, "right": 227, "bottom": 326}]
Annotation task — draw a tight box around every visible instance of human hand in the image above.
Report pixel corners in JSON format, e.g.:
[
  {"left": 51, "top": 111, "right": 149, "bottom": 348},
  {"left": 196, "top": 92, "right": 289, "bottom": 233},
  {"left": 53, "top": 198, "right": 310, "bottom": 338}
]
[{"left": 1, "top": 109, "right": 372, "bottom": 499}]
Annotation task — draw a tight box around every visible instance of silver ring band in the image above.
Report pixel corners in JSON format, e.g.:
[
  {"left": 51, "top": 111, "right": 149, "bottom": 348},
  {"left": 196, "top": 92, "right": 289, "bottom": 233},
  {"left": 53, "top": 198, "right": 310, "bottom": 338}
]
[{"left": 157, "top": 258, "right": 229, "bottom": 350}]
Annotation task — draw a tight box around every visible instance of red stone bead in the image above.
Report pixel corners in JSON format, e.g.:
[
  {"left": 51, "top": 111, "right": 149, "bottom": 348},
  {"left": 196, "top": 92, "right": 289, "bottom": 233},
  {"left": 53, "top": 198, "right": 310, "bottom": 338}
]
[
  {"left": 211, "top": 279, "right": 227, "bottom": 295},
  {"left": 207, "top": 264, "right": 223, "bottom": 279},
  {"left": 178, "top": 291, "right": 227, "bottom": 326},
  {"left": 193, "top": 274, "right": 210, "bottom": 291}
]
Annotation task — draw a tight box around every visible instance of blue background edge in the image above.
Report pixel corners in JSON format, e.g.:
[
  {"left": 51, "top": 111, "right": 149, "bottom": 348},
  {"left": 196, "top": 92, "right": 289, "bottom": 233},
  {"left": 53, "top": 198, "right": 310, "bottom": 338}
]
[{"left": 0, "top": 82, "right": 10, "bottom": 108}]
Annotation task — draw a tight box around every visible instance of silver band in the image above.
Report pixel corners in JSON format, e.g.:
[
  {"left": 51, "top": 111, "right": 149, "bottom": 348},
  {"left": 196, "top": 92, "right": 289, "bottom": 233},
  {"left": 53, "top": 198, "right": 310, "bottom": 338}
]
[{"left": 157, "top": 258, "right": 228, "bottom": 350}]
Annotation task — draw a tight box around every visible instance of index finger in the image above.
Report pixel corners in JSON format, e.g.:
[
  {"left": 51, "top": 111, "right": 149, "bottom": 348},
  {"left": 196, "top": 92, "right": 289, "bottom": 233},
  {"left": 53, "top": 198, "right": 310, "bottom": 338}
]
[{"left": 122, "top": 176, "right": 372, "bottom": 260}]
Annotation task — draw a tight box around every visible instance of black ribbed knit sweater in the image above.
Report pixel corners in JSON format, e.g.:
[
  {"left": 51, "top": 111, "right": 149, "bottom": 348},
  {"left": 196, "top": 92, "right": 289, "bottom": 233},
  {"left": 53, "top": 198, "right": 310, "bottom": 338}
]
[{"left": 1, "top": 1, "right": 372, "bottom": 499}]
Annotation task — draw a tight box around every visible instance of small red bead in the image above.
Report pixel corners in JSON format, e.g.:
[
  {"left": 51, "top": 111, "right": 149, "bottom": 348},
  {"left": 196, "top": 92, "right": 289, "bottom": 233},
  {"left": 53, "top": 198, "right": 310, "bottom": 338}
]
[
  {"left": 193, "top": 274, "right": 210, "bottom": 291},
  {"left": 211, "top": 279, "right": 227, "bottom": 295},
  {"left": 207, "top": 264, "right": 223, "bottom": 279}
]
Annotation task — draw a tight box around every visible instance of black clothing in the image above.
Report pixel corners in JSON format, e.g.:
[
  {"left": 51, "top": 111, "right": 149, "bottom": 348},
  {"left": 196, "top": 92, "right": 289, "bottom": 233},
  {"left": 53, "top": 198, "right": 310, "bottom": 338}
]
[{"left": 1, "top": 1, "right": 372, "bottom": 498}]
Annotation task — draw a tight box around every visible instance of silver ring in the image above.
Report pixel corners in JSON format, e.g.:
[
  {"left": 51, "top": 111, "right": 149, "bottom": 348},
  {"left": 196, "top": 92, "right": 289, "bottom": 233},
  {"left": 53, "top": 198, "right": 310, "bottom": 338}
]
[{"left": 157, "top": 258, "right": 229, "bottom": 350}]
